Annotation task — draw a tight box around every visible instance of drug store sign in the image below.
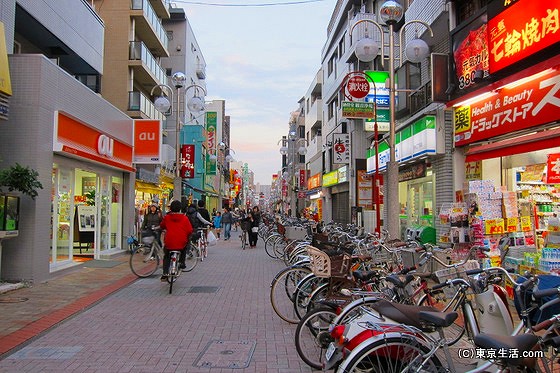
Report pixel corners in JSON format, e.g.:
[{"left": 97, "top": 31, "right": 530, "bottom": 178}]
[{"left": 454, "top": 67, "right": 560, "bottom": 146}]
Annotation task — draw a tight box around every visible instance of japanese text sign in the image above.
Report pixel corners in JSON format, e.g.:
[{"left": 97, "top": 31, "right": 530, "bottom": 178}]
[
  {"left": 547, "top": 153, "right": 560, "bottom": 184},
  {"left": 488, "top": 0, "right": 560, "bottom": 74},
  {"left": 332, "top": 133, "right": 350, "bottom": 164},
  {"left": 181, "top": 144, "right": 195, "bottom": 178},
  {"left": 454, "top": 68, "right": 560, "bottom": 146}
]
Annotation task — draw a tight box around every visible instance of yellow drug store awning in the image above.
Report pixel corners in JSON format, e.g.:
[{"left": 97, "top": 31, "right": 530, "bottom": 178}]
[{"left": 135, "top": 180, "right": 163, "bottom": 195}]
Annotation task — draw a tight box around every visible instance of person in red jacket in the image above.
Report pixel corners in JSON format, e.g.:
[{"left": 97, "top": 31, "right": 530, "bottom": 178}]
[{"left": 159, "top": 200, "right": 193, "bottom": 281}]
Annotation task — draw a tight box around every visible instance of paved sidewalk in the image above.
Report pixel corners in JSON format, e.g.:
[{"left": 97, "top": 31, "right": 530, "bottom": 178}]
[{"left": 0, "top": 234, "right": 316, "bottom": 372}]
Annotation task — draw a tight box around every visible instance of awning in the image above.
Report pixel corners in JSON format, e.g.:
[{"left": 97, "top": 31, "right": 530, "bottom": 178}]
[
  {"left": 182, "top": 181, "right": 218, "bottom": 197},
  {"left": 135, "top": 180, "right": 162, "bottom": 195},
  {"left": 465, "top": 127, "right": 560, "bottom": 162}
]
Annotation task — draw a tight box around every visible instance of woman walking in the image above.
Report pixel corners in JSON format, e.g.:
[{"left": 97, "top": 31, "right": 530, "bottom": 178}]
[
  {"left": 247, "top": 208, "right": 261, "bottom": 248},
  {"left": 221, "top": 207, "right": 233, "bottom": 241}
]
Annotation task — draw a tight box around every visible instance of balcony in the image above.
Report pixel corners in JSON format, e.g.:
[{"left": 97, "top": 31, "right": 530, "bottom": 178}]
[
  {"left": 305, "top": 98, "right": 322, "bottom": 128},
  {"left": 131, "top": 0, "right": 169, "bottom": 56},
  {"left": 196, "top": 63, "right": 206, "bottom": 79},
  {"left": 149, "top": 0, "right": 170, "bottom": 19},
  {"left": 128, "top": 91, "right": 165, "bottom": 121},
  {"left": 129, "top": 41, "right": 167, "bottom": 87}
]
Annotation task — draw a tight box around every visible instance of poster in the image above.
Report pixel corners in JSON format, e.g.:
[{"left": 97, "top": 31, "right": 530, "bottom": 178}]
[{"left": 77, "top": 205, "right": 96, "bottom": 232}]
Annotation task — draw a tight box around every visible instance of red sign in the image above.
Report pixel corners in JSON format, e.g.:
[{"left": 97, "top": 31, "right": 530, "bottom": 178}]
[
  {"left": 454, "top": 67, "right": 560, "bottom": 146},
  {"left": 346, "top": 76, "right": 370, "bottom": 99},
  {"left": 488, "top": 0, "right": 560, "bottom": 74},
  {"left": 453, "top": 23, "right": 489, "bottom": 90},
  {"left": 547, "top": 153, "right": 560, "bottom": 184},
  {"left": 133, "top": 119, "right": 161, "bottom": 164},
  {"left": 299, "top": 169, "right": 306, "bottom": 188},
  {"left": 180, "top": 144, "right": 195, "bottom": 178}
]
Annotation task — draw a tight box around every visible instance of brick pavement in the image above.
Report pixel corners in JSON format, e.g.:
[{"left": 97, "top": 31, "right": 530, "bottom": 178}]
[{"left": 0, "top": 234, "right": 316, "bottom": 372}]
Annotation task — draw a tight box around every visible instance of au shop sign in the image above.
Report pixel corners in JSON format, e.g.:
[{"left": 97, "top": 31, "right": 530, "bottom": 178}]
[{"left": 454, "top": 68, "right": 560, "bottom": 146}]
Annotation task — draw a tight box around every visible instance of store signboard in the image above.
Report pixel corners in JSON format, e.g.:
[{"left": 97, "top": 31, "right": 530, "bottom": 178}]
[
  {"left": 332, "top": 133, "right": 351, "bottom": 164},
  {"left": 366, "top": 116, "right": 437, "bottom": 172},
  {"left": 133, "top": 119, "right": 162, "bottom": 164},
  {"left": 454, "top": 68, "right": 560, "bottom": 146},
  {"left": 181, "top": 144, "right": 195, "bottom": 178},
  {"left": 322, "top": 170, "right": 338, "bottom": 187},
  {"left": 54, "top": 112, "right": 134, "bottom": 172},
  {"left": 365, "top": 71, "right": 391, "bottom": 132},
  {"left": 0, "top": 22, "right": 12, "bottom": 97},
  {"left": 547, "top": 153, "right": 560, "bottom": 184},
  {"left": 307, "top": 173, "right": 321, "bottom": 190},
  {"left": 206, "top": 112, "right": 217, "bottom": 175},
  {"left": 357, "top": 170, "right": 373, "bottom": 209},
  {"left": 488, "top": 0, "right": 560, "bottom": 74},
  {"left": 342, "top": 101, "right": 375, "bottom": 118},
  {"left": 299, "top": 169, "right": 306, "bottom": 188}
]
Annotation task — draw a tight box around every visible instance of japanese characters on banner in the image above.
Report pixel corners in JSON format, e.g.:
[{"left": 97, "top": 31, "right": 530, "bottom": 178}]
[
  {"left": 180, "top": 144, "right": 195, "bottom": 178},
  {"left": 452, "top": 19, "right": 489, "bottom": 91},
  {"left": 547, "top": 153, "right": 560, "bottom": 184},
  {"left": 206, "top": 112, "right": 217, "bottom": 175},
  {"left": 488, "top": 0, "right": 560, "bottom": 74},
  {"left": 454, "top": 68, "right": 560, "bottom": 146},
  {"left": 357, "top": 170, "right": 373, "bottom": 209},
  {"left": 332, "top": 133, "right": 350, "bottom": 164},
  {"left": 299, "top": 169, "right": 306, "bottom": 189}
]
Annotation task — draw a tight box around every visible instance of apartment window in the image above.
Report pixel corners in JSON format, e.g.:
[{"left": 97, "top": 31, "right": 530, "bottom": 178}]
[
  {"left": 456, "top": 0, "right": 488, "bottom": 24},
  {"left": 338, "top": 36, "right": 345, "bottom": 56},
  {"left": 328, "top": 52, "right": 337, "bottom": 76}
]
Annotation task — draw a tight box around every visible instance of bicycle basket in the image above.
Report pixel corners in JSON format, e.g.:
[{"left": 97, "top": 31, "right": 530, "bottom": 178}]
[
  {"left": 142, "top": 235, "right": 154, "bottom": 245},
  {"left": 434, "top": 260, "right": 480, "bottom": 298},
  {"left": 306, "top": 245, "right": 351, "bottom": 278},
  {"left": 514, "top": 275, "right": 560, "bottom": 325}
]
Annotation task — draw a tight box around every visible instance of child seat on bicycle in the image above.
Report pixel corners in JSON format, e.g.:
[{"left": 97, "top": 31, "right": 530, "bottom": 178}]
[{"left": 160, "top": 200, "right": 193, "bottom": 280}]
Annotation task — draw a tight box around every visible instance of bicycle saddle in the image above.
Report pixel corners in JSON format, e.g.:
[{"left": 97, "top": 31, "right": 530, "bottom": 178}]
[
  {"left": 352, "top": 270, "right": 383, "bottom": 282},
  {"left": 385, "top": 274, "right": 415, "bottom": 288},
  {"left": 370, "top": 299, "right": 444, "bottom": 331}
]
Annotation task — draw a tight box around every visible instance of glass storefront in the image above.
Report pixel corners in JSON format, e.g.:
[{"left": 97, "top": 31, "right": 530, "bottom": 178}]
[
  {"left": 51, "top": 160, "right": 123, "bottom": 268},
  {"left": 398, "top": 170, "right": 435, "bottom": 240}
]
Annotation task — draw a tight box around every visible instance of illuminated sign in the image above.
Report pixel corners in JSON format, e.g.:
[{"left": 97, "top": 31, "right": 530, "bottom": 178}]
[
  {"left": 454, "top": 68, "right": 560, "bottom": 146},
  {"left": 488, "top": 0, "right": 560, "bottom": 74},
  {"left": 322, "top": 170, "right": 338, "bottom": 187},
  {"left": 453, "top": 22, "right": 489, "bottom": 91},
  {"left": 181, "top": 144, "right": 195, "bottom": 178}
]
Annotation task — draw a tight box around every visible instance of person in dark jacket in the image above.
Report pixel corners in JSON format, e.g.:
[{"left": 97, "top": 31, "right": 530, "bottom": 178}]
[
  {"left": 221, "top": 207, "right": 233, "bottom": 240},
  {"left": 159, "top": 200, "right": 193, "bottom": 281},
  {"left": 247, "top": 208, "right": 261, "bottom": 248},
  {"left": 142, "top": 204, "right": 163, "bottom": 243}
]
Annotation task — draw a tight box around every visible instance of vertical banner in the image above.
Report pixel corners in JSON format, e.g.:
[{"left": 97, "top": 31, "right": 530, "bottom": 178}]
[
  {"left": 133, "top": 119, "right": 162, "bottom": 164},
  {"left": 181, "top": 144, "right": 195, "bottom": 178},
  {"left": 332, "top": 133, "right": 350, "bottom": 164},
  {"left": 299, "top": 169, "right": 306, "bottom": 188},
  {"left": 547, "top": 153, "right": 560, "bottom": 184},
  {"left": 206, "top": 112, "right": 217, "bottom": 175},
  {"left": 357, "top": 170, "right": 373, "bottom": 209}
]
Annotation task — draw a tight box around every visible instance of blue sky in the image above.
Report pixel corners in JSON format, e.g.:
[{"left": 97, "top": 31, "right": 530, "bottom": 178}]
[{"left": 181, "top": 0, "right": 336, "bottom": 184}]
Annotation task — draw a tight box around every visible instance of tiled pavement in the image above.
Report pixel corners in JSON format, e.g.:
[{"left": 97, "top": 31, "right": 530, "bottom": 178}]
[{"left": 0, "top": 234, "right": 315, "bottom": 372}]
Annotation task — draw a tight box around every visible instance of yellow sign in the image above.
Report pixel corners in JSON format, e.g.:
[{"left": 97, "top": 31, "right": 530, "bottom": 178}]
[
  {"left": 485, "top": 218, "right": 504, "bottom": 235},
  {"left": 0, "top": 22, "right": 12, "bottom": 96},
  {"left": 506, "top": 217, "right": 519, "bottom": 232},
  {"left": 520, "top": 216, "right": 532, "bottom": 232}
]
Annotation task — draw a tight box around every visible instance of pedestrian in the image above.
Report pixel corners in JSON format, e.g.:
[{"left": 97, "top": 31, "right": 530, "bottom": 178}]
[
  {"left": 141, "top": 203, "right": 163, "bottom": 243},
  {"left": 159, "top": 200, "right": 193, "bottom": 281},
  {"left": 213, "top": 211, "right": 222, "bottom": 239},
  {"left": 221, "top": 207, "right": 233, "bottom": 240},
  {"left": 247, "top": 209, "right": 260, "bottom": 248},
  {"left": 232, "top": 207, "right": 240, "bottom": 231}
]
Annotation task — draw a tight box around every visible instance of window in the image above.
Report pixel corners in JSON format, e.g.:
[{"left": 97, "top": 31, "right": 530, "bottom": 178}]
[
  {"left": 456, "top": 0, "right": 489, "bottom": 24},
  {"left": 328, "top": 52, "right": 338, "bottom": 77}
]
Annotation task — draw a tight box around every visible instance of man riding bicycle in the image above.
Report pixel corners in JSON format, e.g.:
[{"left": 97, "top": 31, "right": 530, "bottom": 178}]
[{"left": 159, "top": 200, "right": 193, "bottom": 281}]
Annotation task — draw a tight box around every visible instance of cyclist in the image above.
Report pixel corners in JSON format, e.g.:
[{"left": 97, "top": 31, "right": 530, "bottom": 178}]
[
  {"left": 159, "top": 200, "right": 193, "bottom": 281},
  {"left": 141, "top": 203, "right": 162, "bottom": 243}
]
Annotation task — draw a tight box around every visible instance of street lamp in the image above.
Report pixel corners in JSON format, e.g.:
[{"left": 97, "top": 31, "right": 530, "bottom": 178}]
[
  {"left": 278, "top": 136, "right": 308, "bottom": 217},
  {"left": 151, "top": 72, "right": 206, "bottom": 203},
  {"left": 350, "top": 1, "right": 433, "bottom": 240}
]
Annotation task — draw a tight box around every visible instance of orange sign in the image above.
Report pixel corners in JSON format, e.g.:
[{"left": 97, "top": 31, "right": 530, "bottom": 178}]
[
  {"left": 133, "top": 120, "right": 162, "bottom": 164},
  {"left": 55, "top": 112, "right": 134, "bottom": 172},
  {"left": 307, "top": 173, "right": 321, "bottom": 190}
]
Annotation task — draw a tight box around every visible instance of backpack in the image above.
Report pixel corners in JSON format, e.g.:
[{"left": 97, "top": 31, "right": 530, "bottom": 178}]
[{"left": 186, "top": 206, "right": 201, "bottom": 229}]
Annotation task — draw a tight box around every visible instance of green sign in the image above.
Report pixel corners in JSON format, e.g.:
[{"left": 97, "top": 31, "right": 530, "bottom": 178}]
[
  {"left": 322, "top": 170, "right": 339, "bottom": 187},
  {"left": 342, "top": 101, "right": 375, "bottom": 119}
]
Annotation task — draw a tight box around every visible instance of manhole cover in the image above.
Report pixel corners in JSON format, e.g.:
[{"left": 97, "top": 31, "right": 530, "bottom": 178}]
[
  {"left": 193, "top": 340, "right": 256, "bottom": 369},
  {"left": 187, "top": 286, "right": 220, "bottom": 293}
]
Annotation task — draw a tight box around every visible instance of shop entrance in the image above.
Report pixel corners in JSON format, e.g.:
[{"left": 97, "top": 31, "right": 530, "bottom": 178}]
[{"left": 51, "top": 163, "right": 123, "bottom": 269}]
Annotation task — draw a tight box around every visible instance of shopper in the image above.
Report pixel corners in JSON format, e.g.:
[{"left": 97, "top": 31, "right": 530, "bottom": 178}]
[
  {"left": 141, "top": 203, "right": 162, "bottom": 243},
  {"left": 212, "top": 211, "right": 222, "bottom": 239},
  {"left": 247, "top": 209, "right": 261, "bottom": 248},
  {"left": 221, "top": 207, "right": 233, "bottom": 241}
]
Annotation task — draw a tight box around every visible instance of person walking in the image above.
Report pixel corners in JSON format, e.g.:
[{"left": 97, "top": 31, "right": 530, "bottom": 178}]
[
  {"left": 212, "top": 211, "right": 222, "bottom": 239},
  {"left": 221, "top": 207, "right": 233, "bottom": 241},
  {"left": 247, "top": 209, "right": 260, "bottom": 248},
  {"left": 159, "top": 200, "right": 193, "bottom": 281}
]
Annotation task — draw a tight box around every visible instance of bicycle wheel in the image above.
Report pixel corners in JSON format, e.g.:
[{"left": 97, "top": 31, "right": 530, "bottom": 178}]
[
  {"left": 264, "top": 234, "right": 282, "bottom": 258},
  {"left": 338, "top": 334, "right": 443, "bottom": 373},
  {"left": 417, "top": 289, "right": 465, "bottom": 346},
  {"left": 167, "top": 261, "right": 176, "bottom": 294},
  {"left": 182, "top": 243, "right": 198, "bottom": 272},
  {"left": 270, "top": 265, "right": 312, "bottom": 324},
  {"left": 293, "top": 274, "right": 326, "bottom": 321},
  {"left": 294, "top": 306, "right": 338, "bottom": 370},
  {"left": 129, "top": 245, "right": 159, "bottom": 277}
]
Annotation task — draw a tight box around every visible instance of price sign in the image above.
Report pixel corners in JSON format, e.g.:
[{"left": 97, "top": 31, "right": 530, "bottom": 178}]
[
  {"left": 520, "top": 216, "right": 532, "bottom": 232},
  {"left": 506, "top": 217, "right": 519, "bottom": 232},
  {"left": 485, "top": 219, "right": 504, "bottom": 235}
]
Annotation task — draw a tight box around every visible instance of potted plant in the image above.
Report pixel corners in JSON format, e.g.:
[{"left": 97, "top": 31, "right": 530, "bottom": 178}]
[{"left": 0, "top": 163, "right": 43, "bottom": 199}]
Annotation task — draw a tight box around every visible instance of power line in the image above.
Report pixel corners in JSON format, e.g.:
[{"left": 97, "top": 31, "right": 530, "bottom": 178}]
[{"left": 172, "top": 0, "right": 326, "bottom": 7}]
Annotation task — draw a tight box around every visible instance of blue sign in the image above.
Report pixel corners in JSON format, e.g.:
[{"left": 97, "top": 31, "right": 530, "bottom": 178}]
[{"left": 365, "top": 94, "right": 390, "bottom": 108}]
